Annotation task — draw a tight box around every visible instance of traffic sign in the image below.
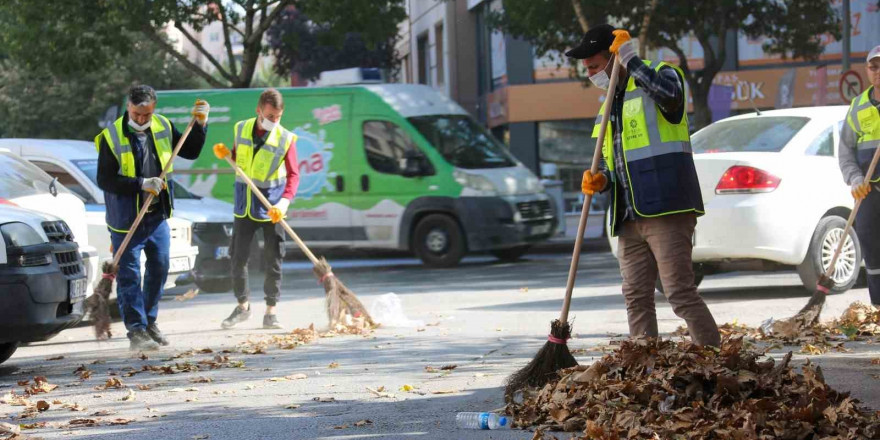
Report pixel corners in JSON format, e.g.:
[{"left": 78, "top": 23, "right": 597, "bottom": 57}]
[{"left": 839, "top": 70, "right": 863, "bottom": 103}]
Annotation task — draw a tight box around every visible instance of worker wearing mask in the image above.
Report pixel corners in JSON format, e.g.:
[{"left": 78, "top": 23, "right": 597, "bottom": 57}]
[
  {"left": 220, "top": 88, "right": 300, "bottom": 330},
  {"left": 567, "top": 24, "right": 721, "bottom": 347},
  {"left": 839, "top": 45, "right": 880, "bottom": 306},
  {"left": 96, "top": 84, "right": 209, "bottom": 351}
]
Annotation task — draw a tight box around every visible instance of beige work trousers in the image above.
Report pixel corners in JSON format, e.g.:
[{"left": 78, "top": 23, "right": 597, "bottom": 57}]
[{"left": 617, "top": 213, "right": 721, "bottom": 347}]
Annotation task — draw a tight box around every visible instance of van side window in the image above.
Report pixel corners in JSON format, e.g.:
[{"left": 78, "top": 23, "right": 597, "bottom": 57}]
[
  {"left": 31, "top": 160, "right": 95, "bottom": 203},
  {"left": 362, "top": 121, "right": 418, "bottom": 175},
  {"left": 805, "top": 127, "right": 833, "bottom": 157}
]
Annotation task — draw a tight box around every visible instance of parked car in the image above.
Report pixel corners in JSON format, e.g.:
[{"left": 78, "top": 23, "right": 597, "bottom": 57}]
[
  {"left": 608, "top": 106, "right": 860, "bottom": 293},
  {"left": 0, "top": 140, "right": 202, "bottom": 292},
  {"left": 0, "top": 205, "right": 87, "bottom": 365},
  {"left": 0, "top": 148, "right": 99, "bottom": 287}
]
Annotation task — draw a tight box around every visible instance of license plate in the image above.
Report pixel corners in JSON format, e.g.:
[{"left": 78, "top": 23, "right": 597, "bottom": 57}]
[
  {"left": 530, "top": 223, "right": 552, "bottom": 235},
  {"left": 169, "top": 257, "right": 192, "bottom": 273},
  {"left": 69, "top": 278, "right": 88, "bottom": 303},
  {"left": 214, "top": 246, "right": 230, "bottom": 259}
]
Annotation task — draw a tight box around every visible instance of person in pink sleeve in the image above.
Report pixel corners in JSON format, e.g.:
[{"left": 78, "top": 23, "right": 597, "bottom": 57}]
[{"left": 220, "top": 89, "right": 300, "bottom": 330}]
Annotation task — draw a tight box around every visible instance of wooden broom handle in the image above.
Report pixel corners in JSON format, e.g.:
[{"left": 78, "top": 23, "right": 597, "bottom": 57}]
[
  {"left": 823, "top": 141, "right": 880, "bottom": 279},
  {"left": 111, "top": 119, "right": 196, "bottom": 266},
  {"left": 560, "top": 55, "right": 622, "bottom": 323},
  {"left": 220, "top": 154, "right": 321, "bottom": 267}
]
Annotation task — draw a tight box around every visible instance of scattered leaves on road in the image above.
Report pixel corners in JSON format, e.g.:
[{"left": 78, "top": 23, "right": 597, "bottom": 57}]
[
  {"left": 96, "top": 378, "right": 124, "bottom": 390},
  {"left": 74, "top": 365, "right": 93, "bottom": 380},
  {"left": 26, "top": 376, "right": 58, "bottom": 395}
]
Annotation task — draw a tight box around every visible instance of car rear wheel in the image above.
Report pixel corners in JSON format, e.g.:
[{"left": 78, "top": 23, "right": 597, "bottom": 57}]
[
  {"left": 797, "top": 215, "right": 861, "bottom": 294},
  {"left": 0, "top": 342, "right": 18, "bottom": 365},
  {"left": 490, "top": 245, "right": 532, "bottom": 262},
  {"left": 412, "top": 214, "right": 466, "bottom": 268}
]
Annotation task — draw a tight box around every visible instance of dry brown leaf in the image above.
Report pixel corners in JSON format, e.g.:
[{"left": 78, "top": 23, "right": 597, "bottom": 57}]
[
  {"left": 121, "top": 388, "right": 136, "bottom": 401},
  {"left": 286, "top": 373, "right": 307, "bottom": 380},
  {"left": 20, "top": 421, "right": 47, "bottom": 430},
  {"left": 175, "top": 288, "right": 199, "bottom": 301},
  {"left": 285, "top": 404, "right": 301, "bottom": 409},
  {"left": 440, "top": 365, "right": 457, "bottom": 371},
  {"left": 92, "top": 410, "right": 117, "bottom": 416},
  {"left": 0, "top": 422, "right": 20, "bottom": 435},
  {"left": 425, "top": 366, "right": 438, "bottom": 373},
  {"left": 190, "top": 376, "right": 213, "bottom": 384},
  {"left": 431, "top": 389, "right": 458, "bottom": 395},
  {"left": 46, "top": 355, "right": 64, "bottom": 361},
  {"left": 328, "top": 362, "right": 339, "bottom": 369},
  {"left": 36, "top": 400, "right": 50, "bottom": 411},
  {"left": 354, "top": 419, "right": 373, "bottom": 427},
  {"left": 333, "top": 424, "right": 349, "bottom": 430},
  {"left": 68, "top": 418, "right": 99, "bottom": 427},
  {"left": 312, "top": 397, "right": 336, "bottom": 403},
  {"left": 192, "top": 435, "right": 209, "bottom": 440},
  {"left": 137, "top": 384, "right": 154, "bottom": 391},
  {"left": 96, "top": 378, "right": 124, "bottom": 390},
  {"left": 110, "top": 418, "right": 134, "bottom": 425},
  {"left": 27, "top": 376, "right": 58, "bottom": 395}
]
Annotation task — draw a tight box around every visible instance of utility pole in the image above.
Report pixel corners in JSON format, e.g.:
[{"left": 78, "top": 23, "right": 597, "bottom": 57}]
[{"left": 843, "top": 0, "right": 851, "bottom": 72}]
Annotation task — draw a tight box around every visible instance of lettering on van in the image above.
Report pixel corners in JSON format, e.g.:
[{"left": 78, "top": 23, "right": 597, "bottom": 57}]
[
  {"left": 312, "top": 105, "right": 343, "bottom": 125},
  {"left": 290, "top": 209, "right": 327, "bottom": 219},
  {"left": 292, "top": 127, "right": 336, "bottom": 200}
]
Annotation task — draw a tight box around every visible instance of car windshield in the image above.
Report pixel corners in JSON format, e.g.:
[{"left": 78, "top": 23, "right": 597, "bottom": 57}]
[
  {"left": 692, "top": 116, "right": 810, "bottom": 154},
  {"left": 73, "top": 159, "right": 200, "bottom": 201},
  {"left": 407, "top": 115, "right": 516, "bottom": 169},
  {"left": 0, "top": 152, "right": 71, "bottom": 199}
]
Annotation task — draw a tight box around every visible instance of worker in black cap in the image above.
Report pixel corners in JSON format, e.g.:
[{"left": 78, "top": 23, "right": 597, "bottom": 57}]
[{"left": 568, "top": 24, "right": 720, "bottom": 347}]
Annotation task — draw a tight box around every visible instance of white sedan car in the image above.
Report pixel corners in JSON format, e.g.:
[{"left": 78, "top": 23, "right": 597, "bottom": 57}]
[{"left": 609, "top": 106, "right": 860, "bottom": 293}]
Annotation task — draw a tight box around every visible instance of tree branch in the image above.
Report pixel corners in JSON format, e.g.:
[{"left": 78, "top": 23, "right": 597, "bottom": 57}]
[
  {"left": 639, "top": 0, "right": 659, "bottom": 58},
  {"left": 251, "top": 0, "right": 292, "bottom": 45},
  {"left": 216, "top": 3, "right": 239, "bottom": 77},
  {"left": 193, "top": 9, "right": 245, "bottom": 38},
  {"left": 173, "top": 21, "right": 235, "bottom": 83},
  {"left": 570, "top": 0, "right": 589, "bottom": 33},
  {"left": 141, "top": 28, "right": 228, "bottom": 88}
]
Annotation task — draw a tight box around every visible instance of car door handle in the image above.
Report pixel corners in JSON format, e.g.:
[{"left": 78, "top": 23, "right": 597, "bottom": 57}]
[
  {"left": 360, "top": 175, "right": 370, "bottom": 192},
  {"left": 335, "top": 175, "right": 344, "bottom": 192}
]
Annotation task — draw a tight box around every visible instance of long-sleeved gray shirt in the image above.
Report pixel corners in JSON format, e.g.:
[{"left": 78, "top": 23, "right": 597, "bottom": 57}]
[{"left": 839, "top": 89, "right": 879, "bottom": 187}]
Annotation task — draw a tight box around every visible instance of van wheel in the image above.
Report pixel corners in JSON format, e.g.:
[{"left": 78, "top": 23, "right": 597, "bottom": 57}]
[
  {"left": 413, "top": 214, "right": 466, "bottom": 268},
  {"left": 797, "top": 215, "right": 861, "bottom": 294},
  {"left": 656, "top": 264, "right": 705, "bottom": 293},
  {"left": 491, "top": 245, "right": 532, "bottom": 262},
  {"left": 0, "top": 342, "right": 18, "bottom": 365}
]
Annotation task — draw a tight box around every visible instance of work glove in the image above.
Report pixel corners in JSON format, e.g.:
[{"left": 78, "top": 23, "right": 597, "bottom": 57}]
[
  {"left": 268, "top": 198, "right": 290, "bottom": 224},
  {"left": 141, "top": 177, "right": 166, "bottom": 196},
  {"left": 192, "top": 99, "right": 210, "bottom": 126},
  {"left": 852, "top": 178, "right": 872, "bottom": 201},
  {"left": 213, "top": 143, "right": 231, "bottom": 159},
  {"left": 581, "top": 170, "right": 607, "bottom": 196},
  {"left": 610, "top": 29, "right": 636, "bottom": 65}
]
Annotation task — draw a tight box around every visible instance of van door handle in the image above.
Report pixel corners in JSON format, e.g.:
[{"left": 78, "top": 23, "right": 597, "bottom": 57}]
[
  {"left": 335, "top": 175, "right": 344, "bottom": 192},
  {"left": 360, "top": 175, "right": 370, "bottom": 192}
]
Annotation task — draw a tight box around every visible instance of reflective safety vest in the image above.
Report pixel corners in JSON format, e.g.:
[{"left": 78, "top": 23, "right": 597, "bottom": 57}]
[
  {"left": 846, "top": 87, "right": 880, "bottom": 183},
  {"left": 592, "top": 60, "right": 704, "bottom": 236},
  {"left": 233, "top": 118, "right": 296, "bottom": 221},
  {"left": 94, "top": 115, "right": 174, "bottom": 233}
]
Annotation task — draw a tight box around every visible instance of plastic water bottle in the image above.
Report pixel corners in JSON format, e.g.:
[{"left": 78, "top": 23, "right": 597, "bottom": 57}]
[{"left": 455, "top": 412, "right": 511, "bottom": 430}]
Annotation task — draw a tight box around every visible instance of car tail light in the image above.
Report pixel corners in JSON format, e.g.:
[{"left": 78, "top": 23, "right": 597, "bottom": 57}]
[
  {"left": 715, "top": 166, "right": 781, "bottom": 194},
  {"left": 0, "top": 198, "right": 17, "bottom": 206}
]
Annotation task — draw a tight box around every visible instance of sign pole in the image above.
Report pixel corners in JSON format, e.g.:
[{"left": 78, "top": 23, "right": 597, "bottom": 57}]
[{"left": 843, "top": 0, "right": 851, "bottom": 72}]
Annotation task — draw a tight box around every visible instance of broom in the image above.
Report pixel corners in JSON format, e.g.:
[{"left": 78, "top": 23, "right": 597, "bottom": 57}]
[
  {"left": 86, "top": 117, "right": 197, "bottom": 340},
  {"left": 790, "top": 142, "right": 880, "bottom": 326},
  {"left": 212, "top": 143, "right": 375, "bottom": 329},
  {"left": 505, "top": 55, "right": 622, "bottom": 398}
]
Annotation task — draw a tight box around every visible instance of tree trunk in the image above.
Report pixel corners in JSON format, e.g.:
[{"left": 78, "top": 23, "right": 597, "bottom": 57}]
[{"left": 690, "top": 80, "right": 713, "bottom": 131}]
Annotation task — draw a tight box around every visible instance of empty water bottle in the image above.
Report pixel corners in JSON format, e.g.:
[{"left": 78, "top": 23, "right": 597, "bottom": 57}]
[{"left": 455, "top": 412, "right": 511, "bottom": 430}]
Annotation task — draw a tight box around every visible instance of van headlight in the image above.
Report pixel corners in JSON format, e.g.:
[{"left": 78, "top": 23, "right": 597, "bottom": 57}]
[
  {"left": 525, "top": 175, "right": 544, "bottom": 193},
  {"left": 1, "top": 222, "right": 45, "bottom": 247},
  {"left": 453, "top": 170, "right": 497, "bottom": 196}
]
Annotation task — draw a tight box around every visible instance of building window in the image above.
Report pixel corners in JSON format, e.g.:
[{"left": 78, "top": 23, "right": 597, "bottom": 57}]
[
  {"left": 417, "top": 33, "right": 429, "bottom": 85},
  {"left": 362, "top": 121, "right": 419, "bottom": 175},
  {"left": 435, "top": 23, "right": 444, "bottom": 86}
]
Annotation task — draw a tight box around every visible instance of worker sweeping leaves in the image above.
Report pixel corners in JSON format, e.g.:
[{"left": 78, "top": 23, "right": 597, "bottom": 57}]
[
  {"left": 94, "top": 85, "right": 209, "bottom": 350},
  {"left": 220, "top": 88, "right": 300, "bottom": 330},
  {"left": 570, "top": 25, "right": 721, "bottom": 347}
]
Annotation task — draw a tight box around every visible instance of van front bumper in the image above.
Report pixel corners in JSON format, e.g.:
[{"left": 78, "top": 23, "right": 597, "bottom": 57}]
[{"left": 457, "top": 195, "right": 557, "bottom": 251}]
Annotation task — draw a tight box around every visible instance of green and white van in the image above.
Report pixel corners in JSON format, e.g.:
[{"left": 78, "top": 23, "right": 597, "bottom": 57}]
[{"left": 155, "top": 82, "right": 556, "bottom": 267}]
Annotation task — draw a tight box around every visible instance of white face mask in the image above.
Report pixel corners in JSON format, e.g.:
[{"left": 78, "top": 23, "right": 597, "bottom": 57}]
[
  {"left": 127, "top": 118, "right": 151, "bottom": 132},
  {"left": 259, "top": 115, "right": 277, "bottom": 132},
  {"left": 588, "top": 58, "right": 612, "bottom": 90}
]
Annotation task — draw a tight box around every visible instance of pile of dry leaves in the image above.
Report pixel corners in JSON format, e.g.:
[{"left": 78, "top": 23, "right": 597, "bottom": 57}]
[{"left": 508, "top": 338, "right": 880, "bottom": 439}]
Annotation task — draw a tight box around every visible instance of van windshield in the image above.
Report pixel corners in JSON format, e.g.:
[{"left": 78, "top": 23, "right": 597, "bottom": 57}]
[
  {"left": 72, "top": 159, "right": 200, "bottom": 200},
  {"left": 0, "top": 152, "right": 71, "bottom": 199},
  {"left": 408, "top": 115, "right": 516, "bottom": 169}
]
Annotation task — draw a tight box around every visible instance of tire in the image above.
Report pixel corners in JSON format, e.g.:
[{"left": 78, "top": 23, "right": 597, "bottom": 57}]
[
  {"left": 656, "top": 264, "right": 705, "bottom": 293},
  {"left": 797, "top": 215, "right": 861, "bottom": 294},
  {"left": 195, "top": 277, "right": 233, "bottom": 293},
  {"left": 412, "top": 214, "right": 466, "bottom": 268},
  {"left": 491, "top": 245, "right": 532, "bottom": 262},
  {"left": 0, "top": 342, "right": 18, "bottom": 365}
]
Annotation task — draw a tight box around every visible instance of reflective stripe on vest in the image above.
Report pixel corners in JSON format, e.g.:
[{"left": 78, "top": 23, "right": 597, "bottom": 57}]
[
  {"left": 592, "top": 60, "right": 691, "bottom": 172},
  {"left": 94, "top": 114, "right": 174, "bottom": 233},
  {"left": 234, "top": 118, "right": 294, "bottom": 188},
  {"left": 846, "top": 87, "right": 880, "bottom": 183}
]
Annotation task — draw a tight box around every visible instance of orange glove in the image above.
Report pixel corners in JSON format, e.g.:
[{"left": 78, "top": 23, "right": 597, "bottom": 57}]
[
  {"left": 609, "top": 30, "right": 632, "bottom": 54},
  {"left": 852, "top": 181, "right": 872, "bottom": 201},
  {"left": 581, "top": 170, "right": 607, "bottom": 195},
  {"left": 191, "top": 99, "right": 210, "bottom": 126},
  {"left": 268, "top": 207, "right": 284, "bottom": 224},
  {"left": 213, "top": 143, "right": 230, "bottom": 159}
]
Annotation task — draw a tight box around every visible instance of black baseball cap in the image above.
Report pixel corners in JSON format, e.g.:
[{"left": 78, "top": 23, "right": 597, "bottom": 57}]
[{"left": 565, "top": 24, "right": 615, "bottom": 59}]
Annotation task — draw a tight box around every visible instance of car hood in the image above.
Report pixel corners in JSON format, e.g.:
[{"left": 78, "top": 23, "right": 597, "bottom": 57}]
[
  {"left": 173, "top": 197, "right": 235, "bottom": 223},
  {"left": 0, "top": 205, "right": 59, "bottom": 242}
]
